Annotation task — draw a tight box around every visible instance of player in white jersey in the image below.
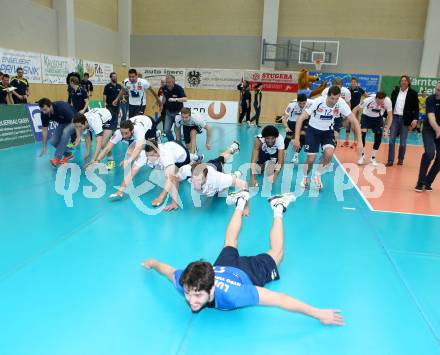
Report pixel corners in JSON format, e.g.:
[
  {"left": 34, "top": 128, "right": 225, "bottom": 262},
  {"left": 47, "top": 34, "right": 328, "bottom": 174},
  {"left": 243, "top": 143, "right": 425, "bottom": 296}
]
[
  {"left": 73, "top": 108, "right": 116, "bottom": 166},
  {"left": 175, "top": 107, "right": 212, "bottom": 154},
  {"left": 352, "top": 92, "right": 393, "bottom": 166},
  {"left": 95, "top": 115, "right": 157, "bottom": 169},
  {"left": 321, "top": 78, "right": 352, "bottom": 141},
  {"left": 109, "top": 139, "right": 202, "bottom": 211},
  {"left": 250, "top": 125, "right": 285, "bottom": 187},
  {"left": 294, "top": 86, "right": 363, "bottom": 189},
  {"left": 282, "top": 93, "right": 314, "bottom": 164},
  {"left": 112, "top": 68, "right": 162, "bottom": 118}
]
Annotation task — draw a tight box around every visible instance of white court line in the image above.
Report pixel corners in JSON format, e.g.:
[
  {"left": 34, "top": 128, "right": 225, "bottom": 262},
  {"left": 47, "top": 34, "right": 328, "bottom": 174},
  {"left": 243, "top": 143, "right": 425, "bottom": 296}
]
[
  {"left": 343, "top": 207, "right": 356, "bottom": 210},
  {"left": 333, "top": 155, "right": 440, "bottom": 218}
]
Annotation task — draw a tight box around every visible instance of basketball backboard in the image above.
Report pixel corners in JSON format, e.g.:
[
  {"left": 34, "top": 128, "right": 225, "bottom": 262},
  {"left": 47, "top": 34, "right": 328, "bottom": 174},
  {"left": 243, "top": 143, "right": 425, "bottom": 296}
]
[{"left": 298, "top": 40, "right": 339, "bottom": 66}]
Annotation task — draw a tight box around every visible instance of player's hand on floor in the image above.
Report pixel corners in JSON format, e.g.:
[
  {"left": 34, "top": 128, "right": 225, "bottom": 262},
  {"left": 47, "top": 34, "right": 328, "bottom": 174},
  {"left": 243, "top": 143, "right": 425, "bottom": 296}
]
[
  {"left": 152, "top": 196, "right": 164, "bottom": 207},
  {"left": 316, "top": 309, "right": 344, "bottom": 326},
  {"left": 142, "top": 259, "right": 156, "bottom": 269},
  {"left": 39, "top": 147, "right": 46, "bottom": 157},
  {"left": 163, "top": 202, "right": 178, "bottom": 212}
]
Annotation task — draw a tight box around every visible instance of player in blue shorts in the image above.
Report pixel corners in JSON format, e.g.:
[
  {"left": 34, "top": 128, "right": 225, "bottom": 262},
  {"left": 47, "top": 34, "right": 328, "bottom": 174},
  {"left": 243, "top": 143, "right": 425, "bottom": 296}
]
[
  {"left": 142, "top": 190, "right": 344, "bottom": 325},
  {"left": 294, "top": 86, "right": 363, "bottom": 189}
]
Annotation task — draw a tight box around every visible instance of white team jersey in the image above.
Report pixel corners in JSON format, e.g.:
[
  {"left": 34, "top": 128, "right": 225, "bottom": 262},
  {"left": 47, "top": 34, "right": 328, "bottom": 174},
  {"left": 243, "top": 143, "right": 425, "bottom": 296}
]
[
  {"left": 306, "top": 96, "right": 352, "bottom": 131},
  {"left": 123, "top": 78, "right": 151, "bottom": 106},
  {"left": 110, "top": 115, "right": 153, "bottom": 145},
  {"left": 257, "top": 134, "right": 285, "bottom": 155},
  {"left": 360, "top": 95, "right": 392, "bottom": 117},
  {"left": 178, "top": 165, "right": 233, "bottom": 197},
  {"left": 134, "top": 141, "right": 187, "bottom": 169},
  {"left": 175, "top": 112, "right": 207, "bottom": 128},
  {"left": 285, "top": 99, "right": 314, "bottom": 122},
  {"left": 321, "top": 86, "right": 352, "bottom": 105},
  {"left": 85, "top": 108, "right": 112, "bottom": 135}
]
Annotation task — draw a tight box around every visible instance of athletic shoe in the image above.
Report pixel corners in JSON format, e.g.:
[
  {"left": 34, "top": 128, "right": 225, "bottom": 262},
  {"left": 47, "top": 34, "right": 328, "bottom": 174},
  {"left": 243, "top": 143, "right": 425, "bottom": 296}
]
[
  {"left": 59, "top": 154, "right": 74, "bottom": 164},
  {"left": 425, "top": 185, "right": 433, "bottom": 192},
  {"left": 268, "top": 192, "right": 296, "bottom": 212},
  {"left": 194, "top": 153, "right": 204, "bottom": 163},
  {"left": 300, "top": 176, "right": 309, "bottom": 189},
  {"left": 291, "top": 154, "right": 299, "bottom": 165},
  {"left": 226, "top": 190, "right": 250, "bottom": 206},
  {"left": 370, "top": 157, "right": 378, "bottom": 166},
  {"left": 414, "top": 183, "right": 424, "bottom": 192},
  {"left": 357, "top": 155, "right": 365, "bottom": 165},
  {"left": 397, "top": 160, "right": 404, "bottom": 165},
  {"left": 231, "top": 170, "right": 242, "bottom": 179},
  {"left": 229, "top": 141, "right": 240, "bottom": 154},
  {"left": 109, "top": 191, "right": 124, "bottom": 200},
  {"left": 341, "top": 141, "right": 349, "bottom": 148},
  {"left": 385, "top": 162, "right": 393, "bottom": 167},
  {"left": 350, "top": 142, "right": 357, "bottom": 149},
  {"left": 106, "top": 160, "right": 116, "bottom": 170},
  {"left": 246, "top": 121, "right": 251, "bottom": 127},
  {"left": 67, "top": 143, "right": 75, "bottom": 149},
  {"left": 313, "top": 175, "right": 323, "bottom": 190},
  {"left": 50, "top": 157, "right": 61, "bottom": 167}
]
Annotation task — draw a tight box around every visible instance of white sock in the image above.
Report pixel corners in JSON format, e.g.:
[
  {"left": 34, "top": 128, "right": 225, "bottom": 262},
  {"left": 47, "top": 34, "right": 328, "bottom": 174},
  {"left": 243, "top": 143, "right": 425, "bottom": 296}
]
[
  {"left": 372, "top": 150, "right": 378, "bottom": 159},
  {"left": 236, "top": 198, "right": 246, "bottom": 211},
  {"left": 274, "top": 204, "right": 284, "bottom": 218},
  {"left": 293, "top": 152, "right": 298, "bottom": 158}
]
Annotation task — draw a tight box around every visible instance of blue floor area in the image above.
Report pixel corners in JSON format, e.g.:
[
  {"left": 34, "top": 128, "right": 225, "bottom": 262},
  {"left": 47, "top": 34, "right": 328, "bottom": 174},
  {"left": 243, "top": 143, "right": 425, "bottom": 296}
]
[{"left": 0, "top": 124, "right": 439, "bottom": 355}]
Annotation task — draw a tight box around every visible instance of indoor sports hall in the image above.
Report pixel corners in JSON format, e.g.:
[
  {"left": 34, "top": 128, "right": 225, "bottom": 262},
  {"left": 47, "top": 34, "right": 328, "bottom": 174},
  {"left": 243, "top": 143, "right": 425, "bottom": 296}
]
[{"left": 0, "top": 1, "right": 439, "bottom": 355}]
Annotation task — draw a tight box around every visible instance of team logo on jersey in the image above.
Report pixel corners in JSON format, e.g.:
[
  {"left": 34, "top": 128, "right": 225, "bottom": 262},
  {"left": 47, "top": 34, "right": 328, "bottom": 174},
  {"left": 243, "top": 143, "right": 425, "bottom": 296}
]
[
  {"left": 334, "top": 108, "right": 339, "bottom": 115},
  {"left": 187, "top": 70, "right": 202, "bottom": 87},
  {"left": 136, "top": 85, "right": 142, "bottom": 90}
]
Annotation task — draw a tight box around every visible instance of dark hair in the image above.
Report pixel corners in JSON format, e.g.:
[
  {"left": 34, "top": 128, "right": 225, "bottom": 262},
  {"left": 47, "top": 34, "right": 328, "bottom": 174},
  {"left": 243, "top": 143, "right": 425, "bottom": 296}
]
[
  {"left": 179, "top": 261, "right": 215, "bottom": 293},
  {"left": 66, "top": 72, "right": 81, "bottom": 85},
  {"left": 128, "top": 68, "right": 137, "bottom": 75},
  {"left": 70, "top": 76, "right": 80, "bottom": 85},
  {"left": 327, "top": 85, "right": 341, "bottom": 96},
  {"left": 399, "top": 75, "right": 411, "bottom": 87},
  {"left": 191, "top": 162, "right": 209, "bottom": 177},
  {"left": 109, "top": 72, "right": 116, "bottom": 78},
  {"left": 2, "top": 73, "right": 10, "bottom": 79},
  {"left": 38, "top": 97, "right": 52, "bottom": 108},
  {"left": 73, "top": 113, "right": 87, "bottom": 124},
  {"left": 16, "top": 67, "right": 24, "bottom": 72},
  {"left": 261, "top": 125, "right": 279, "bottom": 138},
  {"left": 351, "top": 77, "right": 358, "bottom": 82},
  {"left": 375, "top": 91, "right": 387, "bottom": 99},
  {"left": 0, "top": 71, "right": 3, "bottom": 76},
  {"left": 180, "top": 107, "right": 191, "bottom": 115},
  {"left": 120, "top": 120, "right": 134, "bottom": 131},
  {"left": 84, "top": 72, "right": 89, "bottom": 77},
  {"left": 297, "top": 93, "right": 307, "bottom": 102},
  {"left": 144, "top": 139, "right": 159, "bottom": 153}
]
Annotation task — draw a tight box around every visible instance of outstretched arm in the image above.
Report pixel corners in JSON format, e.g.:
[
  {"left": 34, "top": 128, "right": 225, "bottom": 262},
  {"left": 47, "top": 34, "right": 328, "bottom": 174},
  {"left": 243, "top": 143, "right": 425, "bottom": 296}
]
[
  {"left": 142, "top": 259, "right": 176, "bottom": 283},
  {"left": 257, "top": 287, "right": 344, "bottom": 326}
]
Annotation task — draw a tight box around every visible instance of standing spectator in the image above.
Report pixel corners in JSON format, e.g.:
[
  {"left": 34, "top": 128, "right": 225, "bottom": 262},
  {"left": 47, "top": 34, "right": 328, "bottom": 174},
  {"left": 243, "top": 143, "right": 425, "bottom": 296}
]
[
  {"left": 10, "top": 67, "right": 29, "bottom": 104},
  {"left": 156, "top": 78, "right": 166, "bottom": 131},
  {"left": 0, "top": 71, "right": 3, "bottom": 81},
  {"left": 343, "top": 77, "right": 366, "bottom": 148},
  {"left": 68, "top": 76, "right": 89, "bottom": 114},
  {"left": 0, "top": 74, "right": 14, "bottom": 105},
  {"left": 415, "top": 83, "right": 440, "bottom": 192},
  {"left": 81, "top": 73, "right": 94, "bottom": 97},
  {"left": 113, "top": 68, "right": 162, "bottom": 119},
  {"left": 103, "top": 72, "right": 123, "bottom": 126},
  {"left": 162, "top": 74, "right": 187, "bottom": 141},
  {"left": 386, "top": 75, "right": 419, "bottom": 166},
  {"left": 238, "top": 80, "right": 251, "bottom": 125},
  {"left": 417, "top": 89, "right": 428, "bottom": 133},
  {"left": 37, "top": 98, "right": 76, "bottom": 167},
  {"left": 250, "top": 83, "right": 263, "bottom": 127}
]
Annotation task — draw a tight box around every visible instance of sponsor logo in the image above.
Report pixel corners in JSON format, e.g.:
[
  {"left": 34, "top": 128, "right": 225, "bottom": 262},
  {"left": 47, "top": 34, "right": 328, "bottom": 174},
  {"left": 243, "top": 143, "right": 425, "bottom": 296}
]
[
  {"left": 187, "top": 70, "right": 202, "bottom": 87},
  {"left": 208, "top": 102, "right": 227, "bottom": 120}
]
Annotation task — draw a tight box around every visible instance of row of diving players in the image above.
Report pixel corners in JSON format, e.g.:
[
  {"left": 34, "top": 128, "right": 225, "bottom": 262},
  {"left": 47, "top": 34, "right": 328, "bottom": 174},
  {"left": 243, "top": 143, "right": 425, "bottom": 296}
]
[{"left": 69, "top": 78, "right": 390, "bottom": 210}]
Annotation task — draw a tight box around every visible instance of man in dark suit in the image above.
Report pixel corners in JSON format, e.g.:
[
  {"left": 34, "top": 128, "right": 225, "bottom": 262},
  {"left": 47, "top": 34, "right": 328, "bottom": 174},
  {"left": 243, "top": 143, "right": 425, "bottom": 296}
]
[{"left": 386, "top": 75, "right": 419, "bottom": 166}]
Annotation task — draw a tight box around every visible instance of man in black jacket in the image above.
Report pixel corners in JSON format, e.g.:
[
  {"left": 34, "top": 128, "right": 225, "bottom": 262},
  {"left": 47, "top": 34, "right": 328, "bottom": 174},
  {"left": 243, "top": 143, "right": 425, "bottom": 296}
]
[{"left": 386, "top": 75, "right": 419, "bottom": 166}]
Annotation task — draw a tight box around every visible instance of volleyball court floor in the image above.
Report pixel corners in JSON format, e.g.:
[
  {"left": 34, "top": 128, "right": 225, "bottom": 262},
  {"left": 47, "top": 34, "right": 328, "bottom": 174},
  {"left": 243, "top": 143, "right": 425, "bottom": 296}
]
[{"left": 0, "top": 124, "right": 439, "bottom": 355}]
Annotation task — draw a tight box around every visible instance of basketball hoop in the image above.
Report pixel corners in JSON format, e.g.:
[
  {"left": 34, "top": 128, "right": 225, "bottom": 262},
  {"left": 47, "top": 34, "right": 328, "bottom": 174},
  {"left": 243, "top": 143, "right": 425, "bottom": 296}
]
[{"left": 313, "top": 59, "right": 323, "bottom": 72}]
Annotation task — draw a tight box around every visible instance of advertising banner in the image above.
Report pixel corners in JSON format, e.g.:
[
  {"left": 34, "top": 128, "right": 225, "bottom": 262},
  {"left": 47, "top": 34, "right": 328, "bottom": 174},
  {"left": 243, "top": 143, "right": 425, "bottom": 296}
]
[
  {"left": 26, "top": 104, "right": 58, "bottom": 142},
  {"left": 380, "top": 75, "right": 440, "bottom": 96},
  {"left": 41, "top": 54, "right": 76, "bottom": 84},
  {"left": 0, "top": 48, "right": 42, "bottom": 83},
  {"left": 244, "top": 70, "right": 299, "bottom": 92},
  {"left": 310, "top": 72, "right": 380, "bottom": 94},
  {"left": 185, "top": 69, "right": 243, "bottom": 90},
  {"left": 185, "top": 100, "right": 238, "bottom": 124},
  {"left": 0, "top": 105, "right": 35, "bottom": 149},
  {"left": 83, "top": 60, "right": 114, "bottom": 85},
  {"left": 137, "top": 67, "right": 186, "bottom": 87}
]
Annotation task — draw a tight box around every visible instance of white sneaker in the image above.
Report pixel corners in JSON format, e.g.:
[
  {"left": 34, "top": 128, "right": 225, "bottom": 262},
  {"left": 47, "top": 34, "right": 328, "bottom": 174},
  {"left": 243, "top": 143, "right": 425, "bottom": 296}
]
[
  {"left": 246, "top": 121, "right": 251, "bottom": 127},
  {"left": 191, "top": 153, "right": 204, "bottom": 163},
  {"left": 291, "top": 154, "right": 299, "bottom": 164},
  {"left": 229, "top": 141, "right": 240, "bottom": 154},
  {"left": 300, "top": 176, "right": 309, "bottom": 188},
  {"left": 231, "top": 170, "right": 242, "bottom": 179},
  {"left": 268, "top": 192, "right": 296, "bottom": 212},
  {"left": 370, "top": 157, "right": 378, "bottom": 166},
  {"left": 109, "top": 191, "right": 124, "bottom": 200},
  {"left": 313, "top": 175, "right": 323, "bottom": 190},
  {"left": 226, "top": 190, "right": 250, "bottom": 206},
  {"left": 357, "top": 155, "right": 365, "bottom": 165}
]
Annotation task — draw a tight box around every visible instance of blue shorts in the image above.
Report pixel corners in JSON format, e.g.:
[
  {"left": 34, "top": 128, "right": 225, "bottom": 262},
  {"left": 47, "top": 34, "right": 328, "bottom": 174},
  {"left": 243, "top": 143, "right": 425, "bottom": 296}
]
[
  {"left": 286, "top": 119, "right": 309, "bottom": 137},
  {"left": 183, "top": 125, "right": 203, "bottom": 144},
  {"left": 257, "top": 149, "right": 278, "bottom": 165},
  {"left": 361, "top": 114, "right": 383, "bottom": 134},
  {"left": 103, "top": 108, "right": 118, "bottom": 131},
  {"left": 144, "top": 116, "right": 158, "bottom": 140},
  {"left": 305, "top": 125, "right": 336, "bottom": 154},
  {"left": 174, "top": 141, "right": 191, "bottom": 168},
  {"left": 207, "top": 157, "right": 223, "bottom": 172},
  {"left": 214, "top": 246, "right": 279, "bottom": 287}
]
